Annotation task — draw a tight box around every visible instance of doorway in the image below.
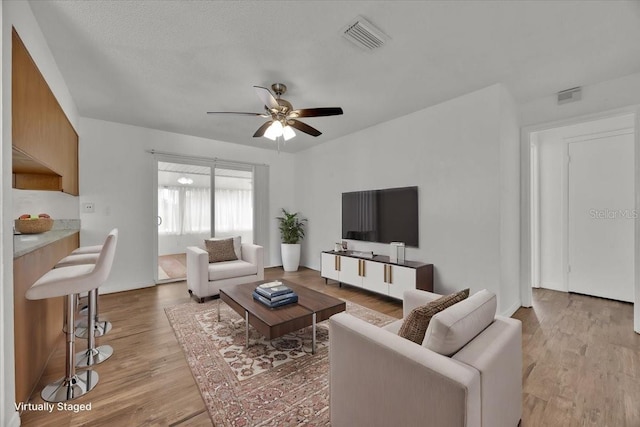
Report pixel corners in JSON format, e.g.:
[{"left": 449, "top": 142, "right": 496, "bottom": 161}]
[
  {"left": 530, "top": 113, "right": 636, "bottom": 302},
  {"left": 157, "top": 161, "right": 212, "bottom": 282},
  {"left": 154, "top": 156, "right": 258, "bottom": 283}
]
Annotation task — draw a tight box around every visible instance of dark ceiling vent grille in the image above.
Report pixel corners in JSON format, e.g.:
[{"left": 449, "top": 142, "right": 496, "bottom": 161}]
[
  {"left": 557, "top": 87, "right": 582, "bottom": 105},
  {"left": 342, "top": 16, "right": 388, "bottom": 51}
]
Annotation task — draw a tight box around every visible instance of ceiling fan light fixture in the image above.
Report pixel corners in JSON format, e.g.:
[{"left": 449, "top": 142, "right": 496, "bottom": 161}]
[
  {"left": 264, "top": 120, "right": 283, "bottom": 140},
  {"left": 282, "top": 125, "right": 296, "bottom": 141}
]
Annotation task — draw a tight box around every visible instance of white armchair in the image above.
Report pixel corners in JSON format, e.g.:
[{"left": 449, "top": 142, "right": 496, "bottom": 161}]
[
  {"left": 329, "top": 289, "right": 522, "bottom": 427},
  {"left": 186, "top": 243, "right": 264, "bottom": 302}
]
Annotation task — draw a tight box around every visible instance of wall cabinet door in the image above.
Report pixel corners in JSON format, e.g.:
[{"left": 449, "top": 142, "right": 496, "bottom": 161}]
[
  {"left": 321, "top": 253, "right": 341, "bottom": 282},
  {"left": 339, "top": 256, "right": 363, "bottom": 287},
  {"left": 387, "top": 265, "right": 417, "bottom": 299},
  {"left": 362, "top": 260, "right": 389, "bottom": 296}
]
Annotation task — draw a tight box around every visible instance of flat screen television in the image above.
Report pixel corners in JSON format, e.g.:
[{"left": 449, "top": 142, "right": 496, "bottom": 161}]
[{"left": 342, "top": 186, "right": 419, "bottom": 247}]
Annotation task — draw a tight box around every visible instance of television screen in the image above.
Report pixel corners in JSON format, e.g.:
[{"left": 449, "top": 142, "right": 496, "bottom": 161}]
[{"left": 342, "top": 186, "right": 419, "bottom": 247}]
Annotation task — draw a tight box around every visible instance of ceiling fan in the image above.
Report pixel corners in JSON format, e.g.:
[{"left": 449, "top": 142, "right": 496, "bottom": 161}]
[{"left": 207, "top": 83, "right": 343, "bottom": 141}]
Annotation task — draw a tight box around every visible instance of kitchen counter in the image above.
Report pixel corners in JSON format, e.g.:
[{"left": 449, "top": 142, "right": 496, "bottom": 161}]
[{"left": 14, "top": 228, "right": 79, "bottom": 258}]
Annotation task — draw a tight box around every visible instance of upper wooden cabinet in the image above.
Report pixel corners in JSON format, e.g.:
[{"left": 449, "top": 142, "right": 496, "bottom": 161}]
[{"left": 12, "top": 28, "right": 79, "bottom": 195}]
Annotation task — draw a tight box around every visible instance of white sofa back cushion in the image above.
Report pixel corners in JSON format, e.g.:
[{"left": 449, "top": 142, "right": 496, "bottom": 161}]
[{"left": 422, "top": 289, "right": 497, "bottom": 356}]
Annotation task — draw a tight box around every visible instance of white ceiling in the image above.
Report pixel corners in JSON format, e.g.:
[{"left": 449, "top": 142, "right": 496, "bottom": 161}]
[{"left": 29, "top": 0, "right": 640, "bottom": 153}]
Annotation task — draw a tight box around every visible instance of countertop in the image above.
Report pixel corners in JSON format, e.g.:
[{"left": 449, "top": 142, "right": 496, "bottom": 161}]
[{"left": 14, "top": 227, "right": 79, "bottom": 258}]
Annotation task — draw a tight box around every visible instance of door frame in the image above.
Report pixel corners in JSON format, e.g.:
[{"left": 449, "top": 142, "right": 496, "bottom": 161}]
[{"left": 520, "top": 106, "right": 640, "bottom": 333}]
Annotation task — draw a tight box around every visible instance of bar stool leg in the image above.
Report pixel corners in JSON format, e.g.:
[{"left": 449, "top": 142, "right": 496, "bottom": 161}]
[
  {"left": 75, "top": 288, "right": 112, "bottom": 339},
  {"left": 41, "top": 294, "right": 99, "bottom": 402},
  {"left": 76, "top": 289, "right": 113, "bottom": 367}
]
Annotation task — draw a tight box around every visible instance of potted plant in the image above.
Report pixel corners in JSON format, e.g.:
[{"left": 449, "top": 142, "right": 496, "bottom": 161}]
[{"left": 277, "top": 208, "right": 307, "bottom": 272}]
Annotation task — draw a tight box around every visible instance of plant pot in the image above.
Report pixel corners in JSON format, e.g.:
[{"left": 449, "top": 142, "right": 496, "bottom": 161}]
[{"left": 281, "top": 243, "right": 301, "bottom": 272}]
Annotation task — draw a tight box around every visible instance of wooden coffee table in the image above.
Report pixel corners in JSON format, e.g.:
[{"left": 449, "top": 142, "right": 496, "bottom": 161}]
[{"left": 218, "top": 280, "right": 346, "bottom": 354}]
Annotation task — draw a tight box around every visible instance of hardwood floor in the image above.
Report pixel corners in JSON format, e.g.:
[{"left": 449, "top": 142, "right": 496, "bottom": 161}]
[{"left": 17, "top": 268, "right": 639, "bottom": 426}]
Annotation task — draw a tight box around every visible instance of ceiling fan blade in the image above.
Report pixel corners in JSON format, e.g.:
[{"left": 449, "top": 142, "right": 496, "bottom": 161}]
[
  {"left": 253, "top": 86, "right": 279, "bottom": 110},
  {"left": 253, "top": 121, "right": 273, "bottom": 138},
  {"left": 288, "top": 119, "right": 322, "bottom": 137},
  {"left": 289, "top": 107, "right": 343, "bottom": 118},
  {"left": 206, "top": 111, "right": 269, "bottom": 117}
]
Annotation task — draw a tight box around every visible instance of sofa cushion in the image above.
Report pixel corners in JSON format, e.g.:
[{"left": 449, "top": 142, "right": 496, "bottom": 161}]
[
  {"left": 206, "top": 236, "right": 242, "bottom": 260},
  {"left": 204, "top": 238, "right": 238, "bottom": 263},
  {"left": 208, "top": 260, "right": 257, "bottom": 281},
  {"left": 423, "top": 289, "right": 497, "bottom": 356},
  {"left": 398, "top": 289, "right": 469, "bottom": 344}
]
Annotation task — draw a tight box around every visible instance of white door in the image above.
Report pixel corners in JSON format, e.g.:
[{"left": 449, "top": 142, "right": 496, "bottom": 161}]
[{"left": 567, "top": 132, "right": 634, "bottom": 302}]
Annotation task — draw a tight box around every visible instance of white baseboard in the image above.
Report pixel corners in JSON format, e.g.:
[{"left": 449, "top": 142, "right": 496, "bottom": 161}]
[
  {"left": 501, "top": 300, "right": 522, "bottom": 318},
  {"left": 99, "top": 281, "right": 155, "bottom": 295}
]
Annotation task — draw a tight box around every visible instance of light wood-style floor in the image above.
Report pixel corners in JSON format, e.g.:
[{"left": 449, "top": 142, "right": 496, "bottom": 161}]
[{"left": 18, "top": 268, "right": 640, "bottom": 426}]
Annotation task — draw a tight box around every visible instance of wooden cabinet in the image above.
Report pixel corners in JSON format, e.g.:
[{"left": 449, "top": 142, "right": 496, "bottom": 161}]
[
  {"left": 321, "top": 251, "right": 433, "bottom": 300},
  {"left": 11, "top": 28, "right": 79, "bottom": 195},
  {"left": 13, "top": 232, "right": 79, "bottom": 403}
]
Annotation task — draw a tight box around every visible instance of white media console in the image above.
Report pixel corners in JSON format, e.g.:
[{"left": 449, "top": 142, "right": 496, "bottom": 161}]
[{"left": 320, "top": 250, "right": 433, "bottom": 300}]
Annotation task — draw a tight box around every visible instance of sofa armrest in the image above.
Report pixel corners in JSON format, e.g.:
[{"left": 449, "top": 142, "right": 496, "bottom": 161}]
[
  {"left": 403, "top": 289, "right": 443, "bottom": 317},
  {"left": 329, "top": 312, "right": 480, "bottom": 427},
  {"left": 452, "top": 316, "right": 522, "bottom": 427},
  {"left": 241, "top": 243, "right": 264, "bottom": 280},
  {"left": 186, "top": 246, "right": 209, "bottom": 295}
]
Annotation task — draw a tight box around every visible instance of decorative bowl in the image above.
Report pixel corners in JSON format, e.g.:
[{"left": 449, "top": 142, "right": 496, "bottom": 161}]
[{"left": 15, "top": 218, "right": 54, "bottom": 234}]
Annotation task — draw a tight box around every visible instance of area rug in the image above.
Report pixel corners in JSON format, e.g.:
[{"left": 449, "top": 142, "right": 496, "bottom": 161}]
[{"left": 165, "top": 298, "right": 396, "bottom": 426}]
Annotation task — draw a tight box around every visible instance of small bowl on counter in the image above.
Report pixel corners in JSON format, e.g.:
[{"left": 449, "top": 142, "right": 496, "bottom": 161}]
[{"left": 15, "top": 218, "right": 54, "bottom": 234}]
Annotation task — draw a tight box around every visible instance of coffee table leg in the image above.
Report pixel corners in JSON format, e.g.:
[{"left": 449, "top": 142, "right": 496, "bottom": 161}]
[
  {"left": 217, "top": 298, "right": 220, "bottom": 322},
  {"left": 245, "top": 310, "right": 249, "bottom": 349},
  {"left": 312, "top": 312, "right": 317, "bottom": 355}
]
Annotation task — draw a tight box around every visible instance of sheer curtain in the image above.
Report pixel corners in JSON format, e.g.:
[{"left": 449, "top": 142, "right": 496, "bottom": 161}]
[
  {"left": 214, "top": 188, "right": 253, "bottom": 233},
  {"left": 184, "top": 187, "right": 211, "bottom": 233},
  {"left": 158, "top": 187, "right": 180, "bottom": 234},
  {"left": 158, "top": 186, "right": 211, "bottom": 235}
]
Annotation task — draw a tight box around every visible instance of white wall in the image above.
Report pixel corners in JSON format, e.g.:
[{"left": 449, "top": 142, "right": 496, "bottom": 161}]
[
  {"left": 520, "top": 72, "right": 640, "bottom": 127},
  {"left": 79, "top": 118, "right": 295, "bottom": 294},
  {"left": 499, "top": 86, "right": 522, "bottom": 316},
  {"left": 294, "top": 84, "right": 521, "bottom": 316},
  {"left": 2, "top": 2, "right": 80, "bottom": 425},
  {"left": 12, "top": 189, "right": 80, "bottom": 220}
]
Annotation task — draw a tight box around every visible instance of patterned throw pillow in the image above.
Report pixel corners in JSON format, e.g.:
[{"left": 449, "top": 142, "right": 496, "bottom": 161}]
[
  {"left": 204, "top": 238, "right": 238, "bottom": 263},
  {"left": 398, "top": 288, "right": 470, "bottom": 344}
]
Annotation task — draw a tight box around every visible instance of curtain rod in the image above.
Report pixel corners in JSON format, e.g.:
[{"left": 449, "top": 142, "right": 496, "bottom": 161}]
[{"left": 146, "top": 149, "right": 269, "bottom": 167}]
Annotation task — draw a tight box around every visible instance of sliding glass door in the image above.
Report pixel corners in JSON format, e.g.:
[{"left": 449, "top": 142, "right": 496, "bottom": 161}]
[
  {"left": 154, "top": 157, "right": 262, "bottom": 283},
  {"left": 157, "top": 161, "right": 212, "bottom": 282}
]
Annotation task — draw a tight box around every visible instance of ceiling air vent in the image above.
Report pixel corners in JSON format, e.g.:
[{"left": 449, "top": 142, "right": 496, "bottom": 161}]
[
  {"left": 557, "top": 87, "right": 582, "bottom": 105},
  {"left": 342, "top": 16, "right": 388, "bottom": 51}
]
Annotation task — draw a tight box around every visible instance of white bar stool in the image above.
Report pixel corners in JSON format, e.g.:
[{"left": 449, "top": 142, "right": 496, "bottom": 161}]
[
  {"left": 55, "top": 235, "right": 116, "bottom": 367},
  {"left": 25, "top": 230, "right": 118, "bottom": 402},
  {"left": 58, "top": 254, "right": 113, "bottom": 338}
]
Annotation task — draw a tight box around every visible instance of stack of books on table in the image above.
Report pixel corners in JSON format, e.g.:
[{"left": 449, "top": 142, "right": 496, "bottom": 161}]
[{"left": 253, "top": 281, "right": 298, "bottom": 308}]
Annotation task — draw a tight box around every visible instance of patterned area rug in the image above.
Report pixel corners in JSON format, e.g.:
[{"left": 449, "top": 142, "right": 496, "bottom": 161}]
[{"left": 165, "top": 298, "right": 396, "bottom": 426}]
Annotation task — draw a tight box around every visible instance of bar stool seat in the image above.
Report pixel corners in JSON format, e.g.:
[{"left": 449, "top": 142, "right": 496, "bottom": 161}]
[
  {"left": 25, "top": 229, "right": 117, "bottom": 402},
  {"left": 57, "top": 253, "right": 99, "bottom": 268},
  {"left": 71, "top": 245, "right": 103, "bottom": 255}
]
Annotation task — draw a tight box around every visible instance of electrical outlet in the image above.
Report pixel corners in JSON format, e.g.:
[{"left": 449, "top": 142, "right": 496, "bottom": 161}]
[{"left": 82, "top": 202, "right": 95, "bottom": 213}]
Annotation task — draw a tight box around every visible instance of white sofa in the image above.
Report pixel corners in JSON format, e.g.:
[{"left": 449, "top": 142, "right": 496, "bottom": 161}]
[
  {"left": 329, "top": 289, "right": 522, "bottom": 427},
  {"left": 186, "top": 243, "right": 264, "bottom": 302}
]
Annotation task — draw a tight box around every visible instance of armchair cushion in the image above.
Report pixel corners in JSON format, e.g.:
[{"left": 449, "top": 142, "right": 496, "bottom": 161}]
[
  {"left": 398, "top": 288, "right": 469, "bottom": 344},
  {"left": 204, "top": 238, "right": 237, "bottom": 263},
  {"left": 208, "top": 260, "right": 257, "bottom": 281},
  {"left": 423, "top": 289, "right": 497, "bottom": 356}
]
